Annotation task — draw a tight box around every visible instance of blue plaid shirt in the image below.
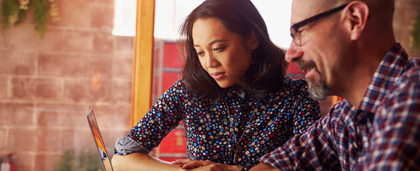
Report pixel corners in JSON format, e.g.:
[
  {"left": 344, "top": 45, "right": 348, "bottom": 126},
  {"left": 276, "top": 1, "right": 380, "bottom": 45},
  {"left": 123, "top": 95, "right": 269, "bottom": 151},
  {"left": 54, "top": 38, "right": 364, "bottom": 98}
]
[{"left": 259, "top": 43, "right": 420, "bottom": 170}]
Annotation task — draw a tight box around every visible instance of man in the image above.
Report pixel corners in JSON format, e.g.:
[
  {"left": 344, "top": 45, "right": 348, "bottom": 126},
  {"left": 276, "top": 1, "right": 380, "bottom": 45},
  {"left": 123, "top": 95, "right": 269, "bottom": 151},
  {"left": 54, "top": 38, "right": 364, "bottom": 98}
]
[{"left": 248, "top": 0, "right": 420, "bottom": 170}]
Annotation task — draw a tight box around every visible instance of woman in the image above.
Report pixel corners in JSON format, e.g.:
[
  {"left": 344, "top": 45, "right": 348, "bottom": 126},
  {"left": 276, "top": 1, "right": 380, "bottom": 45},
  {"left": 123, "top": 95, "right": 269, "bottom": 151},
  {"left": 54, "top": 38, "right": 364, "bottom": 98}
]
[{"left": 112, "top": 0, "right": 320, "bottom": 170}]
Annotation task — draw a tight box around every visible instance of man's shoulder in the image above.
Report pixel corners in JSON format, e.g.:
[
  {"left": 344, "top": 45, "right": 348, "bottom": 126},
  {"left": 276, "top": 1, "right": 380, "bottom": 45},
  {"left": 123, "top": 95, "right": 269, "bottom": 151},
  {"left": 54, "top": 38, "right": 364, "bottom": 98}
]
[
  {"left": 330, "top": 100, "right": 348, "bottom": 112},
  {"left": 407, "top": 57, "right": 420, "bottom": 74},
  {"left": 394, "top": 57, "right": 420, "bottom": 87},
  {"left": 379, "top": 58, "right": 420, "bottom": 111},
  {"left": 325, "top": 100, "right": 353, "bottom": 119},
  {"left": 406, "top": 57, "right": 420, "bottom": 73},
  {"left": 408, "top": 57, "right": 420, "bottom": 63}
]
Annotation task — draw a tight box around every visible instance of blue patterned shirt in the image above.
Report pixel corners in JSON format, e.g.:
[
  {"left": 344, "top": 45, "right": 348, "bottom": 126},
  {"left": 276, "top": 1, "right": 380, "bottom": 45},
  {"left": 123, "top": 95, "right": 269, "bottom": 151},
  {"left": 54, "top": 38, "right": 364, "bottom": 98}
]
[
  {"left": 260, "top": 43, "right": 420, "bottom": 170},
  {"left": 115, "top": 77, "right": 321, "bottom": 166}
]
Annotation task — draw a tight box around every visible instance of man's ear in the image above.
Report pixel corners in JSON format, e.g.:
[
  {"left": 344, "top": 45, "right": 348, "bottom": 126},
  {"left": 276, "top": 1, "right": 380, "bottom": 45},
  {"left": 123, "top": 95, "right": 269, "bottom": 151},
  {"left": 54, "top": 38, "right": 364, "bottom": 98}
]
[
  {"left": 248, "top": 30, "right": 259, "bottom": 50},
  {"left": 344, "top": 1, "right": 370, "bottom": 41}
]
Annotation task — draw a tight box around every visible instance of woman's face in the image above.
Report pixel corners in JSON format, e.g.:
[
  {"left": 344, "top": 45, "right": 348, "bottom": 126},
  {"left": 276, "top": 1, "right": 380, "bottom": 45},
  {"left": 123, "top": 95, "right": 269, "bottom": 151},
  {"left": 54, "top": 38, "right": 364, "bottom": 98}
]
[{"left": 192, "top": 17, "right": 256, "bottom": 88}]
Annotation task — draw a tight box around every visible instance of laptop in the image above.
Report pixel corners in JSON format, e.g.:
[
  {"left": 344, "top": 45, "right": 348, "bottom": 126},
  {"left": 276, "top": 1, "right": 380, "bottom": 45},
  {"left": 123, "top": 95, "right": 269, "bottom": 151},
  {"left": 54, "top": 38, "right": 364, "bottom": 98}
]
[{"left": 86, "top": 109, "right": 114, "bottom": 171}]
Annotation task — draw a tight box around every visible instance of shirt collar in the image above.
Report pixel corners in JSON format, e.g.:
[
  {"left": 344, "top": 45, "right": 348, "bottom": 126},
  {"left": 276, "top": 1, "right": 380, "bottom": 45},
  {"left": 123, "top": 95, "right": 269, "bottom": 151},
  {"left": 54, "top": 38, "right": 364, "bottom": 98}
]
[
  {"left": 358, "top": 42, "right": 409, "bottom": 113},
  {"left": 224, "top": 84, "right": 244, "bottom": 99}
]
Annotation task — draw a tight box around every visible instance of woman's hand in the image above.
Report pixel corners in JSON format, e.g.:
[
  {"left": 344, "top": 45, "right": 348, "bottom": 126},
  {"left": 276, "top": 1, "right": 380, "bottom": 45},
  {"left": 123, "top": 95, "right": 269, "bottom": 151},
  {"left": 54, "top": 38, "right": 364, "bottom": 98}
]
[
  {"left": 172, "top": 159, "right": 241, "bottom": 171},
  {"left": 173, "top": 159, "right": 216, "bottom": 169}
]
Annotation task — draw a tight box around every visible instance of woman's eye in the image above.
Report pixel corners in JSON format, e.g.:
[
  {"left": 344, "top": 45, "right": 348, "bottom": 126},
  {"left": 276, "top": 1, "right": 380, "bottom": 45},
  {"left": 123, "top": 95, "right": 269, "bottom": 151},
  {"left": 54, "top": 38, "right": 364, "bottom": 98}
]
[
  {"left": 197, "top": 52, "right": 205, "bottom": 57},
  {"left": 213, "top": 46, "right": 226, "bottom": 52}
]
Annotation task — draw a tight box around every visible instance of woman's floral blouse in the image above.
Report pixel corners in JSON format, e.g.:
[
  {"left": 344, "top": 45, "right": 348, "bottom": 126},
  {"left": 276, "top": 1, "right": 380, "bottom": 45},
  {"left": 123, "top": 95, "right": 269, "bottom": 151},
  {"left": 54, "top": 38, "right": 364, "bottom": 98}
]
[{"left": 114, "top": 77, "right": 321, "bottom": 166}]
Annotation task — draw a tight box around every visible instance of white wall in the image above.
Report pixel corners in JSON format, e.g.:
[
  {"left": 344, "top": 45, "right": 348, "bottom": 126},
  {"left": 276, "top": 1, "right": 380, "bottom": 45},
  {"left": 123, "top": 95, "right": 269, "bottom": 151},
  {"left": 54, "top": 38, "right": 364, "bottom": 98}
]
[{"left": 113, "top": 0, "right": 293, "bottom": 48}]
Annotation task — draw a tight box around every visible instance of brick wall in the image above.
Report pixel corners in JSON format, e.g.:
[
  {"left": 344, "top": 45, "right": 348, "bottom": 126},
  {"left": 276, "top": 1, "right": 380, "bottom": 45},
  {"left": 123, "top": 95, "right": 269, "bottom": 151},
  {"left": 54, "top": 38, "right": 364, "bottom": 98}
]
[{"left": 0, "top": 0, "right": 133, "bottom": 170}]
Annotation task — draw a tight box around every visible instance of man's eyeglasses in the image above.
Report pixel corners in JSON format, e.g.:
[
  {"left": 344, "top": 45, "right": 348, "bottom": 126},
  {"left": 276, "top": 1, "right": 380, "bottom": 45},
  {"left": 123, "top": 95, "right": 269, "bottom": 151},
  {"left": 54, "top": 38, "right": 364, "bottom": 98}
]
[{"left": 290, "top": 3, "right": 349, "bottom": 46}]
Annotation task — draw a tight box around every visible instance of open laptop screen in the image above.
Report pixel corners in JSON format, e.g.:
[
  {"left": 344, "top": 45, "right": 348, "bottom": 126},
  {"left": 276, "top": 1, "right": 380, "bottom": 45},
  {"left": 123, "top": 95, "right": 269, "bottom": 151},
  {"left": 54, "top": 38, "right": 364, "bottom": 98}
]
[{"left": 87, "top": 109, "right": 113, "bottom": 171}]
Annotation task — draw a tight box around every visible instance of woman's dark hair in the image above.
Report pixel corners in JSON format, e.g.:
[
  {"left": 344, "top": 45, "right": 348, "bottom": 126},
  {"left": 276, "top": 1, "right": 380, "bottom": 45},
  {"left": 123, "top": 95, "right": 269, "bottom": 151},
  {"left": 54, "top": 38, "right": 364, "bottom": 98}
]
[{"left": 178, "top": 0, "right": 288, "bottom": 100}]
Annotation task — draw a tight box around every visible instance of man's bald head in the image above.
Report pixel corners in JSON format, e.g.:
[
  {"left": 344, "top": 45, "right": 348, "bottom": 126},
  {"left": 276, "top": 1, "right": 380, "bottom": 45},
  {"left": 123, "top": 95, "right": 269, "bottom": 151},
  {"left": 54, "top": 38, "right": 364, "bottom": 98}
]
[
  {"left": 335, "top": 0, "right": 395, "bottom": 21},
  {"left": 290, "top": 0, "right": 395, "bottom": 36},
  {"left": 320, "top": 0, "right": 394, "bottom": 10},
  {"left": 291, "top": 0, "right": 395, "bottom": 25}
]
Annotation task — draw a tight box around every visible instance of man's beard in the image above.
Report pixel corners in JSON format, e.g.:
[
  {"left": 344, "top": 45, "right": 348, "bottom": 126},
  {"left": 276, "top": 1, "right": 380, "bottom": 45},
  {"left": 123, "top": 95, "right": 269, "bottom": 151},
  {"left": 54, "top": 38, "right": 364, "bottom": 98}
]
[
  {"left": 307, "top": 78, "right": 330, "bottom": 101},
  {"left": 297, "top": 60, "right": 330, "bottom": 101}
]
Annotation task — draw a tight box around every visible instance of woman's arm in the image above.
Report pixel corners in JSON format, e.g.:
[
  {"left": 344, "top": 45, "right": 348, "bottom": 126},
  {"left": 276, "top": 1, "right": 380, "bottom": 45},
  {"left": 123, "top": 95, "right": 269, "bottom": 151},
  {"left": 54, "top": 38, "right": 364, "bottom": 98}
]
[
  {"left": 112, "top": 80, "right": 186, "bottom": 170},
  {"left": 249, "top": 163, "right": 279, "bottom": 171},
  {"left": 113, "top": 155, "right": 243, "bottom": 171},
  {"left": 112, "top": 153, "right": 184, "bottom": 171},
  {"left": 173, "top": 159, "right": 242, "bottom": 171}
]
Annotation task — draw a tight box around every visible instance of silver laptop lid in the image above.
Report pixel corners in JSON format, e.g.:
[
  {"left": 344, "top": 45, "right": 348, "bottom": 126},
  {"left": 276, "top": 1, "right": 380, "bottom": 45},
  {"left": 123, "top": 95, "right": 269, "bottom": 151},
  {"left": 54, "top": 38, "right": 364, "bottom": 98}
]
[{"left": 86, "top": 109, "right": 114, "bottom": 171}]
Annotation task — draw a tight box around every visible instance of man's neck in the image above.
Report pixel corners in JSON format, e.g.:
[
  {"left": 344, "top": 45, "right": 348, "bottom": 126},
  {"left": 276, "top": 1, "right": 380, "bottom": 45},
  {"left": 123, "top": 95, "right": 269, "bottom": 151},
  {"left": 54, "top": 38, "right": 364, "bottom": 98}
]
[
  {"left": 340, "top": 71, "right": 375, "bottom": 107},
  {"left": 337, "top": 41, "right": 395, "bottom": 107},
  {"left": 339, "top": 64, "right": 378, "bottom": 107}
]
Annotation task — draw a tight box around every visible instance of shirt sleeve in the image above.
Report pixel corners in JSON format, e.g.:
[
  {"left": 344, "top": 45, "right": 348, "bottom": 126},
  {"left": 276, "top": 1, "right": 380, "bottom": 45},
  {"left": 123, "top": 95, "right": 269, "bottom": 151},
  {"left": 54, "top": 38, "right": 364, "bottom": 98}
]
[
  {"left": 259, "top": 103, "right": 343, "bottom": 170},
  {"left": 361, "top": 69, "right": 420, "bottom": 170},
  {"left": 292, "top": 79, "right": 321, "bottom": 134},
  {"left": 114, "top": 80, "right": 185, "bottom": 155}
]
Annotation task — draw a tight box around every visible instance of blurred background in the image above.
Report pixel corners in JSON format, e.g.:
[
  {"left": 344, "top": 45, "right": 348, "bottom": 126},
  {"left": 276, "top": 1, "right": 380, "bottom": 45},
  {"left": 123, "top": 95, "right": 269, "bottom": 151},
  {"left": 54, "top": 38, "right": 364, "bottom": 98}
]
[{"left": 0, "top": 0, "right": 419, "bottom": 170}]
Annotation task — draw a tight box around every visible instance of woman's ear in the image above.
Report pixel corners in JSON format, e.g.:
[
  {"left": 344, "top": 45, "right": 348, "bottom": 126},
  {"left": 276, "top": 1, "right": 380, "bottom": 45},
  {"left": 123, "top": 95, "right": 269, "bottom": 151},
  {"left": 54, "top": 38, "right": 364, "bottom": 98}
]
[{"left": 248, "top": 30, "right": 259, "bottom": 50}]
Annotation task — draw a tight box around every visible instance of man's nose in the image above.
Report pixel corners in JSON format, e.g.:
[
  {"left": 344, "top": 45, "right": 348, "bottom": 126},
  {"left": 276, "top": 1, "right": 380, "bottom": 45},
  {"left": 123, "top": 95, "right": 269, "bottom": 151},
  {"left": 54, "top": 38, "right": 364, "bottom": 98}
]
[{"left": 285, "top": 41, "right": 303, "bottom": 63}]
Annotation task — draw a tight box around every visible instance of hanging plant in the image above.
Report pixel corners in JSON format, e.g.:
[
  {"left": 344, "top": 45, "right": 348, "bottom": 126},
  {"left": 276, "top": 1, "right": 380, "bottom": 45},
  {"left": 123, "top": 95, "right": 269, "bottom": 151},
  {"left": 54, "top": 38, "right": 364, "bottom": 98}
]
[
  {"left": 1, "top": 0, "right": 59, "bottom": 38},
  {"left": 412, "top": 15, "right": 420, "bottom": 49}
]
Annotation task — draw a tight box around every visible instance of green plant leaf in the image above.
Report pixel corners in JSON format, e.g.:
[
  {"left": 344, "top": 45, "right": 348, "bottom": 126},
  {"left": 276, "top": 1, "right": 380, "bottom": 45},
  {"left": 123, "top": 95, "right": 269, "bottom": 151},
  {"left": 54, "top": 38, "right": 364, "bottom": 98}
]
[
  {"left": 413, "top": 15, "right": 420, "bottom": 48},
  {"left": 1, "top": 0, "right": 20, "bottom": 29},
  {"left": 55, "top": 149, "right": 104, "bottom": 171},
  {"left": 55, "top": 150, "right": 77, "bottom": 171},
  {"left": 31, "top": 0, "right": 48, "bottom": 38}
]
